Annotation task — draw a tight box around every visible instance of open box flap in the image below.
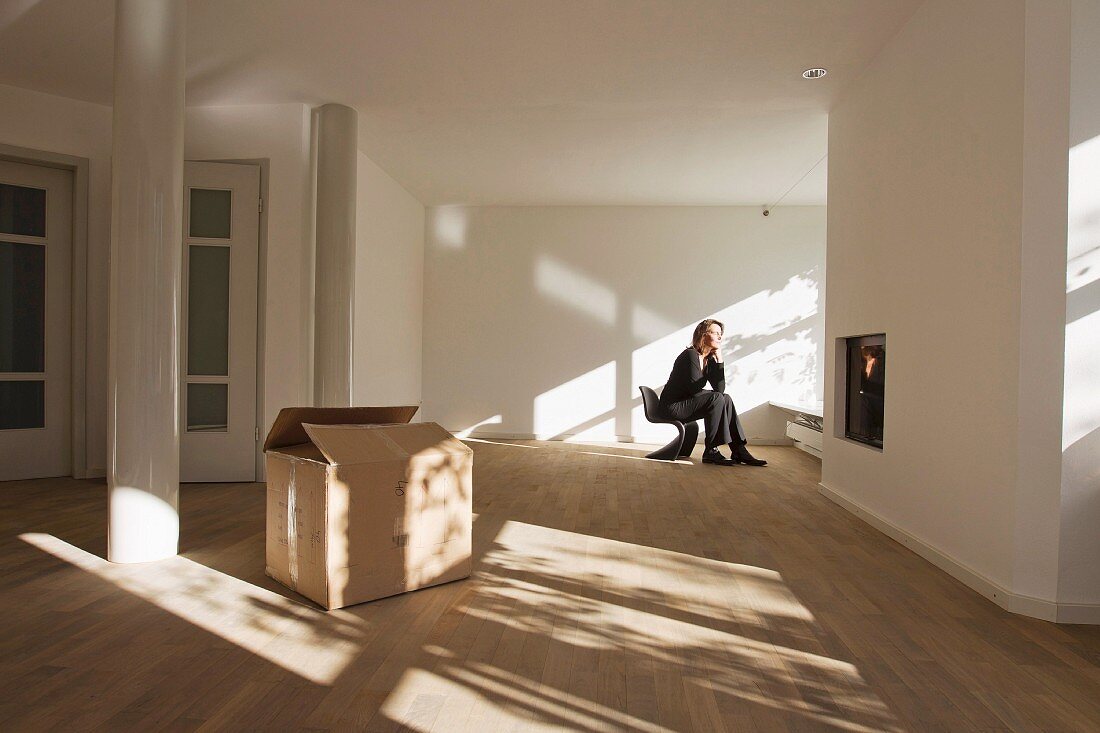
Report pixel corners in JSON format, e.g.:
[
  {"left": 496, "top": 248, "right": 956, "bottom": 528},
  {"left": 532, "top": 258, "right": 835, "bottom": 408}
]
[
  {"left": 263, "top": 405, "right": 419, "bottom": 453},
  {"left": 380, "top": 422, "right": 471, "bottom": 458},
  {"left": 302, "top": 422, "right": 471, "bottom": 466}
]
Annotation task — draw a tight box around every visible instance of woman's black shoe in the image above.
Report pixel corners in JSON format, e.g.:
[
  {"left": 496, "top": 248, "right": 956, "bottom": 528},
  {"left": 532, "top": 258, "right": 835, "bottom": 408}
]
[
  {"left": 732, "top": 444, "right": 767, "bottom": 466},
  {"left": 702, "top": 449, "right": 736, "bottom": 466}
]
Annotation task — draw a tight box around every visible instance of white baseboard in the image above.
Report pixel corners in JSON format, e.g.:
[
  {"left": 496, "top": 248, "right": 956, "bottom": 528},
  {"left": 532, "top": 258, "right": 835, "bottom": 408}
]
[
  {"left": 681, "top": 435, "right": 794, "bottom": 447},
  {"left": 818, "top": 482, "right": 1100, "bottom": 625},
  {"left": 458, "top": 430, "right": 793, "bottom": 447},
  {"left": 459, "top": 430, "right": 538, "bottom": 440},
  {"left": 1055, "top": 602, "right": 1100, "bottom": 624},
  {"left": 794, "top": 442, "right": 822, "bottom": 459}
]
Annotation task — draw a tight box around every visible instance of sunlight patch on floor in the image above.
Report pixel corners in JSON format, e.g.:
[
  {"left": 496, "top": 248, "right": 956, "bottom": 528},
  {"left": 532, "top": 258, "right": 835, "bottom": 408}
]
[
  {"left": 578, "top": 450, "right": 692, "bottom": 463},
  {"left": 20, "top": 532, "right": 362, "bottom": 685},
  {"left": 21, "top": 515, "right": 897, "bottom": 729},
  {"left": 462, "top": 437, "right": 542, "bottom": 449},
  {"left": 380, "top": 521, "right": 899, "bottom": 732}
]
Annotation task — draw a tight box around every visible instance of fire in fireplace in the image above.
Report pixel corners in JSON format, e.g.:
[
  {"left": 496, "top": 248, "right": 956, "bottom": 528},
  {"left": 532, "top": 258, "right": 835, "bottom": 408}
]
[{"left": 845, "top": 334, "right": 885, "bottom": 448}]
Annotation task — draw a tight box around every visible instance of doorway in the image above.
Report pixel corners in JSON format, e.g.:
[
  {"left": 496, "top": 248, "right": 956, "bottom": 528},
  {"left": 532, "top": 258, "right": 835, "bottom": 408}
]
[
  {"left": 0, "top": 160, "right": 72, "bottom": 481},
  {"left": 180, "top": 161, "right": 260, "bottom": 482}
]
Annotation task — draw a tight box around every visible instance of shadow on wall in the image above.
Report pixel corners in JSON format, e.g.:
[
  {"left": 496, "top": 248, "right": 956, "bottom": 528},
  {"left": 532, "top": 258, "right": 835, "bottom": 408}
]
[{"left": 424, "top": 207, "right": 825, "bottom": 445}]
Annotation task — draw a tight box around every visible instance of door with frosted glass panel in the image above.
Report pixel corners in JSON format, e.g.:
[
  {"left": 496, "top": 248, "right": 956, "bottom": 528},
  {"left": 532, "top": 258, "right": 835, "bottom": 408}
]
[
  {"left": 180, "top": 162, "right": 259, "bottom": 482},
  {"left": 0, "top": 161, "right": 72, "bottom": 481}
]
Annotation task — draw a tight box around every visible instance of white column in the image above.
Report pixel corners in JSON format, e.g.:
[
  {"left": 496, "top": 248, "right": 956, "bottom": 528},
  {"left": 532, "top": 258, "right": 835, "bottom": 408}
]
[
  {"left": 1012, "top": 0, "right": 1070, "bottom": 604},
  {"left": 313, "top": 104, "right": 358, "bottom": 406},
  {"left": 107, "top": 0, "right": 185, "bottom": 563}
]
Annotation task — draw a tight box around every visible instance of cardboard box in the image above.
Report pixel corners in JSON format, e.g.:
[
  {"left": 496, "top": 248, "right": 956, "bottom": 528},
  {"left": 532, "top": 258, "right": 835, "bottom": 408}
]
[{"left": 263, "top": 407, "right": 472, "bottom": 610}]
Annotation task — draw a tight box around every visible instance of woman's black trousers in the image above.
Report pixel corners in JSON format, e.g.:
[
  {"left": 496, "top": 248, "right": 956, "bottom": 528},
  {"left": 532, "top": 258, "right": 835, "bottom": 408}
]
[{"left": 660, "top": 392, "right": 747, "bottom": 450}]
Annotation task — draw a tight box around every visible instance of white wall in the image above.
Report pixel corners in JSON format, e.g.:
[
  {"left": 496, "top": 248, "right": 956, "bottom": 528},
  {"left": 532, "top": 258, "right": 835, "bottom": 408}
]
[
  {"left": 185, "top": 104, "right": 314, "bottom": 452},
  {"left": 824, "top": 0, "right": 1071, "bottom": 612},
  {"left": 1060, "top": 0, "right": 1100, "bottom": 606},
  {"left": 0, "top": 83, "right": 113, "bottom": 476},
  {"left": 423, "top": 206, "right": 825, "bottom": 443},
  {"left": 353, "top": 152, "right": 424, "bottom": 410}
]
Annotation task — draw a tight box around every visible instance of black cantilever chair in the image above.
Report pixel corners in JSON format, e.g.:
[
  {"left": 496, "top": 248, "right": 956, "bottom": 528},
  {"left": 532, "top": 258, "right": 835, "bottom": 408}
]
[{"left": 638, "top": 386, "right": 699, "bottom": 461}]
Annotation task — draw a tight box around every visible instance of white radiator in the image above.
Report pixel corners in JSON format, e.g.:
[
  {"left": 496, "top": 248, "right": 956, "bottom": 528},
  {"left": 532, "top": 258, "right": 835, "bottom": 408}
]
[{"left": 786, "top": 421, "right": 823, "bottom": 458}]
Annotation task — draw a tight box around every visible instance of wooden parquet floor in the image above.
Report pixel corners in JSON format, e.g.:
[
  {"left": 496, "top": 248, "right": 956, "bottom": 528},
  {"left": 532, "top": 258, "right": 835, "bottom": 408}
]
[{"left": 1, "top": 440, "right": 1099, "bottom": 732}]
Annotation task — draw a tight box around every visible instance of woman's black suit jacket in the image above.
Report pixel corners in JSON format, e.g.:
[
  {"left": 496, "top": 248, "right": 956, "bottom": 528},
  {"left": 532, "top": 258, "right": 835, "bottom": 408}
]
[
  {"left": 658, "top": 347, "right": 746, "bottom": 445},
  {"left": 659, "top": 347, "right": 725, "bottom": 408}
]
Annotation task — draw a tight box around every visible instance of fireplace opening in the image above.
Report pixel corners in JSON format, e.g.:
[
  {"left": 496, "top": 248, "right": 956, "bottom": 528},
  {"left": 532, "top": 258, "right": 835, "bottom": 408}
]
[{"left": 844, "top": 334, "right": 885, "bottom": 448}]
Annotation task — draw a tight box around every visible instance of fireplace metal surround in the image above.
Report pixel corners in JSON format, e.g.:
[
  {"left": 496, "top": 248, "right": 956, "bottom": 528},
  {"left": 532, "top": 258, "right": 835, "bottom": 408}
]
[{"left": 843, "top": 333, "right": 885, "bottom": 449}]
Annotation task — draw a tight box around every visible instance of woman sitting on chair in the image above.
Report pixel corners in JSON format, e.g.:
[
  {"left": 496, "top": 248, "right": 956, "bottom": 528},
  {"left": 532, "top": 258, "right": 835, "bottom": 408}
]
[{"left": 659, "top": 318, "right": 766, "bottom": 466}]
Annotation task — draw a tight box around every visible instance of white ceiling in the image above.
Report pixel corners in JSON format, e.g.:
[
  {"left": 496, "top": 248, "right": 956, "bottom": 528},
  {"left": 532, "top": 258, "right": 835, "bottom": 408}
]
[{"left": 0, "top": 0, "right": 921, "bottom": 206}]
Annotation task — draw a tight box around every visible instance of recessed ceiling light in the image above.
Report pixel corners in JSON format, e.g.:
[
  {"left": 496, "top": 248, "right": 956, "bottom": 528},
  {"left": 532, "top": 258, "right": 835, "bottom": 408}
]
[{"left": 802, "top": 68, "right": 827, "bottom": 79}]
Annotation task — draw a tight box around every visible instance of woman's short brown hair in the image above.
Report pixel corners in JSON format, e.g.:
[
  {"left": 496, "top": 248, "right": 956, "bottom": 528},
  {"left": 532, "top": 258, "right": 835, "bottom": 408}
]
[{"left": 691, "top": 318, "right": 725, "bottom": 353}]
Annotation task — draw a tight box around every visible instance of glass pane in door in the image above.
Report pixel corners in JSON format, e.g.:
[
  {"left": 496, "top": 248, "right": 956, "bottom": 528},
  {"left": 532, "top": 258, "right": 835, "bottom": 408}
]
[
  {"left": 187, "top": 383, "right": 228, "bottom": 432},
  {"left": 0, "top": 183, "right": 46, "bottom": 237},
  {"left": 0, "top": 242, "right": 45, "bottom": 372},
  {"left": 187, "top": 245, "right": 230, "bottom": 376},
  {"left": 189, "top": 188, "right": 232, "bottom": 239},
  {"left": 0, "top": 381, "right": 44, "bottom": 429}
]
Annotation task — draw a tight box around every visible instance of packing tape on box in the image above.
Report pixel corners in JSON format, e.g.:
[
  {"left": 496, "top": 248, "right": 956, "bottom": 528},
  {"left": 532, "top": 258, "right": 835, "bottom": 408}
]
[
  {"left": 287, "top": 462, "right": 299, "bottom": 590},
  {"left": 374, "top": 430, "right": 409, "bottom": 458},
  {"left": 378, "top": 432, "right": 411, "bottom": 549}
]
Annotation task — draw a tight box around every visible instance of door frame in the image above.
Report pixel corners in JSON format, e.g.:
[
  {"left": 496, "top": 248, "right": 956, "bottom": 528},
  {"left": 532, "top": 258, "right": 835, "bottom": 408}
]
[
  {"left": 188, "top": 158, "right": 269, "bottom": 481},
  {"left": 0, "top": 143, "right": 90, "bottom": 479},
  {"left": 0, "top": 147, "right": 271, "bottom": 482}
]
